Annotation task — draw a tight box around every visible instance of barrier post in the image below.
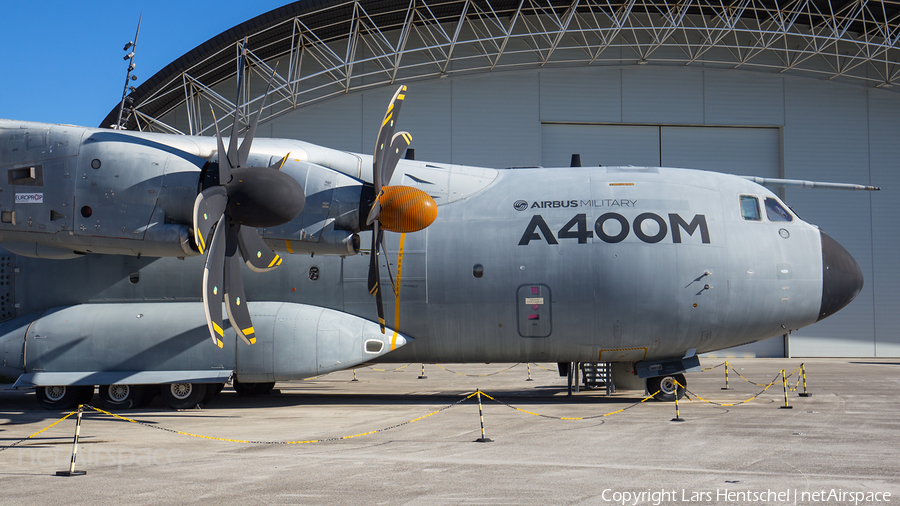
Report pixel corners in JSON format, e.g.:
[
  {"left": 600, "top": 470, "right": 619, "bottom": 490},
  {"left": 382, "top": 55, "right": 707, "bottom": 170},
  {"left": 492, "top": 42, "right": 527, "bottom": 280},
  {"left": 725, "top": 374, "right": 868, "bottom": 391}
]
[
  {"left": 798, "top": 363, "right": 811, "bottom": 397},
  {"left": 418, "top": 364, "right": 427, "bottom": 379},
  {"left": 474, "top": 391, "right": 493, "bottom": 442},
  {"left": 351, "top": 369, "right": 358, "bottom": 382},
  {"left": 56, "top": 405, "right": 87, "bottom": 477},
  {"left": 671, "top": 391, "right": 685, "bottom": 422},
  {"left": 526, "top": 363, "right": 533, "bottom": 382},
  {"left": 721, "top": 360, "right": 732, "bottom": 390},
  {"left": 779, "top": 369, "right": 793, "bottom": 409}
]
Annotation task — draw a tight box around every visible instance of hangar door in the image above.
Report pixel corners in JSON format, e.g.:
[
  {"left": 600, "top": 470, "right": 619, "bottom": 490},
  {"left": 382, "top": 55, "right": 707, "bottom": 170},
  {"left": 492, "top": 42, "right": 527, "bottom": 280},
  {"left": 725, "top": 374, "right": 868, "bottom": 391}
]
[
  {"left": 541, "top": 124, "right": 785, "bottom": 358},
  {"left": 541, "top": 124, "right": 780, "bottom": 178}
]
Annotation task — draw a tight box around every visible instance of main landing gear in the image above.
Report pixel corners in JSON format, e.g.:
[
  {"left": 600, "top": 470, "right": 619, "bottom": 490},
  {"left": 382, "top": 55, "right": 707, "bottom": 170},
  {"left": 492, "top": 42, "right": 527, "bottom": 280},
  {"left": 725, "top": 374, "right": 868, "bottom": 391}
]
[{"left": 34, "top": 382, "right": 228, "bottom": 410}]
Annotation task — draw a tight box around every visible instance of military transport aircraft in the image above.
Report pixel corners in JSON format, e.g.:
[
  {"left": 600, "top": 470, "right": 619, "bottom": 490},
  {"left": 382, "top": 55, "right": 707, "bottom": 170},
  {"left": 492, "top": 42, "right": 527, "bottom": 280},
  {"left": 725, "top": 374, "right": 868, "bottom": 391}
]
[{"left": 0, "top": 44, "right": 874, "bottom": 411}]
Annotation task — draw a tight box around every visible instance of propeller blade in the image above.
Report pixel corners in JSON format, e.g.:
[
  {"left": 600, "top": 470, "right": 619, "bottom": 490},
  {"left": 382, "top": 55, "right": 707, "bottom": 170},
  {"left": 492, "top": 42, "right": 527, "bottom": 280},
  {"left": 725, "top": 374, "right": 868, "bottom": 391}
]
[
  {"left": 224, "top": 223, "right": 256, "bottom": 345},
  {"left": 209, "top": 106, "right": 231, "bottom": 183},
  {"left": 192, "top": 186, "right": 227, "bottom": 254},
  {"left": 382, "top": 132, "right": 412, "bottom": 188},
  {"left": 269, "top": 152, "right": 290, "bottom": 170},
  {"left": 227, "top": 37, "right": 249, "bottom": 169},
  {"left": 373, "top": 85, "right": 407, "bottom": 191},
  {"left": 202, "top": 220, "right": 227, "bottom": 348},
  {"left": 237, "top": 226, "right": 282, "bottom": 273},
  {"left": 236, "top": 63, "right": 279, "bottom": 169},
  {"left": 367, "top": 223, "right": 386, "bottom": 333},
  {"left": 379, "top": 231, "right": 396, "bottom": 295},
  {"left": 365, "top": 190, "right": 383, "bottom": 226}
]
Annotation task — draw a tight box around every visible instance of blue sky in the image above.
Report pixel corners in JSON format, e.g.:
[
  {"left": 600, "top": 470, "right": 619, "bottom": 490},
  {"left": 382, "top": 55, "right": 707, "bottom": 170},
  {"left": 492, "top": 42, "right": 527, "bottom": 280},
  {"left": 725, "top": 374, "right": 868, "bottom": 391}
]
[{"left": 1, "top": 1, "right": 291, "bottom": 127}]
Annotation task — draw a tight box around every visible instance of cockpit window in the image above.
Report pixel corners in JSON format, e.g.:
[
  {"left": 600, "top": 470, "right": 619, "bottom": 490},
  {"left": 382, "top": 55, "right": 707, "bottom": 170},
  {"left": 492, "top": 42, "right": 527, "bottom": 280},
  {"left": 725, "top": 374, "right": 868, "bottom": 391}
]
[
  {"left": 740, "top": 195, "right": 761, "bottom": 221},
  {"left": 765, "top": 197, "right": 793, "bottom": 222}
]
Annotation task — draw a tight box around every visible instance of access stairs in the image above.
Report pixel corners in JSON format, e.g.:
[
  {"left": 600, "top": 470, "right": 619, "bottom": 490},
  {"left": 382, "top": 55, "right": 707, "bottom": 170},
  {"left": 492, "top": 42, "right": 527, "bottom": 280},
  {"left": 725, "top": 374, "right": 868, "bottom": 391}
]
[{"left": 581, "top": 362, "right": 615, "bottom": 395}]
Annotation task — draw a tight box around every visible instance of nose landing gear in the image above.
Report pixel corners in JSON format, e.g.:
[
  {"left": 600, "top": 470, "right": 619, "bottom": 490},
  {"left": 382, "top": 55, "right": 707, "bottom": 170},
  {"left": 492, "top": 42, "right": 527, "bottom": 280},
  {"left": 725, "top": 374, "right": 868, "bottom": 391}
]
[{"left": 647, "top": 373, "right": 686, "bottom": 401}]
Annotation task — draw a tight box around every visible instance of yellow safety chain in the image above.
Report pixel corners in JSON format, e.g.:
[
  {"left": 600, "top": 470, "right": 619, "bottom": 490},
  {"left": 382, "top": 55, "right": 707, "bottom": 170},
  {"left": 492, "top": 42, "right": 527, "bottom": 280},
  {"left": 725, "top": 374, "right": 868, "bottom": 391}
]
[
  {"left": 529, "top": 363, "right": 557, "bottom": 372},
  {"left": 368, "top": 364, "right": 412, "bottom": 372},
  {"left": 477, "top": 390, "right": 660, "bottom": 420},
  {"left": 726, "top": 363, "right": 801, "bottom": 387},
  {"left": 434, "top": 363, "right": 521, "bottom": 377},
  {"left": 787, "top": 370, "right": 803, "bottom": 392},
  {"left": 700, "top": 362, "right": 727, "bottom": 372},
  {"left": 0, "top": 410, "right": 77, "bottom": 453},
  {"left": 679, "top": 374, "right": 782, "bottom": 407},
  {"left": 84, "top": 396, "right": 471, "bottom": 444}
]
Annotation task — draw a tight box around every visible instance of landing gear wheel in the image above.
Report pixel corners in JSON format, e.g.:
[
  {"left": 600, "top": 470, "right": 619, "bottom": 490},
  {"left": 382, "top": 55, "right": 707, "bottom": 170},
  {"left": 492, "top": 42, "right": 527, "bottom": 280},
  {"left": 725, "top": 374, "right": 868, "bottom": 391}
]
[
  {"left": 36, "top": 385, "right": 93, "bottom": 410},
  {"left": 99, "top": 384, "right": 147, "bottom": 410},
  {"left": 232, "top": 379, "right": 275, "bottom": 397},
  {"left": 160, "top": 383, "right": 207, "bottom": 409},
  {"left": 201, "top": 383, "right": 226, "bottom": 405},
  {"left": 648, "top": 374, "right": 686, "bottom": 402}
]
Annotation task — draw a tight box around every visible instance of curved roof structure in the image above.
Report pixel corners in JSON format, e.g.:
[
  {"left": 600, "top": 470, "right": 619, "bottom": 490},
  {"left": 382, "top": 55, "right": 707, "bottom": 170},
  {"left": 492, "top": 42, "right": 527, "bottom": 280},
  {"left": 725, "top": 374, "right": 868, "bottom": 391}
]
[{"left": 103, "top": 0, "right": 900, "bottom": 133}]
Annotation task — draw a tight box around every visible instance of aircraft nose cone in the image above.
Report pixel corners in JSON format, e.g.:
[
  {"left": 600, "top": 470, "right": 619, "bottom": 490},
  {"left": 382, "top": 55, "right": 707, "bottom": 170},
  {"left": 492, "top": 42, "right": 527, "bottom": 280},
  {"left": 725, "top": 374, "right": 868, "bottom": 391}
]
[{"left": 817, "top": 231, "right": 864, "bottom": 322}]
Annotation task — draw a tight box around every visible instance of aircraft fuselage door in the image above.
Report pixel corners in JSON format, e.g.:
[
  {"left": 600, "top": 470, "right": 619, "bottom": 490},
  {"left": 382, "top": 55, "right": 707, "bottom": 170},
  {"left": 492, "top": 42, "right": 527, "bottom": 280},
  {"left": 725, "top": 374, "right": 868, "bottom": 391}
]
[{"left": 517, "top": 284, "right": 551, "bottom": 337}]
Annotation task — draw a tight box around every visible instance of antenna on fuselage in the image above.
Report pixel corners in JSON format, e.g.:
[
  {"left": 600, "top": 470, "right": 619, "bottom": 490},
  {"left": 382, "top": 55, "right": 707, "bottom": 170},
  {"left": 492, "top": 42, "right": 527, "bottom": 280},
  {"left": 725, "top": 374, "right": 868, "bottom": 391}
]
[
  {"left": 113, "top": 13, "right": 143, "bottom": 130},
  {"left": 570, "top": 154, "right": 582, "bottom": 167}
]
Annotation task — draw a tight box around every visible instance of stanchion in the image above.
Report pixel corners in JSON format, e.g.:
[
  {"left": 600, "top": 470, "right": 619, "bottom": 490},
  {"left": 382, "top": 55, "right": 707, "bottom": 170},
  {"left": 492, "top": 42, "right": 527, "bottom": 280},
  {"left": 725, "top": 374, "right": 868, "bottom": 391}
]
[
  {"left": 56, "top": 405, "right": 87, "bottom": 477},
  {"left": 721, "top": 360, "right": 732, "bottom": 390},
  {"left": 671, "top": 387, "right": 685, "bottom": 422},
  {"left": 779, "top": 369, "right": 793, "bottom": 409},
  {"left": 418, "top": 364, "right": 427, "bottom": 379},
  {"left": 526, "top": 363, "right": 533, "bottom": 381},
  {"left": 798, "top": 363, "right": 811, "bottom": 397},
  {"left": 474, "top": 390, "right": 493, "bottom": 442},
  {"left": 351, "top": 369, "right": 358, "bottom": 382}
]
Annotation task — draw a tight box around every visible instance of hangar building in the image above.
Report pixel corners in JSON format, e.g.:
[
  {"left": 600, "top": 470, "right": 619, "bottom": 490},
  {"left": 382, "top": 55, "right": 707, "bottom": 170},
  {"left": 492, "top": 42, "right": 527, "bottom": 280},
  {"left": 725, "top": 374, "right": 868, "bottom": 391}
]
[{"left": 104, "top": 0, "right": 900, "bottom": 358}]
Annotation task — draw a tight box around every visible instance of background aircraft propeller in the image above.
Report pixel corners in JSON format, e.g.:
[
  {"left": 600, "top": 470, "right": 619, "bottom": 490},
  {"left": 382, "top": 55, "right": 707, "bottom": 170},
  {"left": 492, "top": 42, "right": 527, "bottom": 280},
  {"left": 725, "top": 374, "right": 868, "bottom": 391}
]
[
  {"left": 366, "top": 86, "right": 438, "bottom": 332},
  {"left": 193, "top": 39, "right": 305, "bottom": 347}
]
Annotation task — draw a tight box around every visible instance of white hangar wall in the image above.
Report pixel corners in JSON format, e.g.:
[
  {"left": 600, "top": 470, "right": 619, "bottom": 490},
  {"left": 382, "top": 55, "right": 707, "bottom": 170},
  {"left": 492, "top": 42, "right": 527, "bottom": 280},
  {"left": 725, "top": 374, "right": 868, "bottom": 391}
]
[{"left": 166, "top": 64, "right": 898, "bottom": 358}]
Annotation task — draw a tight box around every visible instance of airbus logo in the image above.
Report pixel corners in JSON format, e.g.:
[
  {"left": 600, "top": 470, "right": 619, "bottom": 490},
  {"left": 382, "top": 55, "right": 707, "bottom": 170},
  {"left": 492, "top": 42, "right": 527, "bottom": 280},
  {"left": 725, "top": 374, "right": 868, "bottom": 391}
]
[{"left": 514, "top": 199, "right": 638, "bottom": 211}]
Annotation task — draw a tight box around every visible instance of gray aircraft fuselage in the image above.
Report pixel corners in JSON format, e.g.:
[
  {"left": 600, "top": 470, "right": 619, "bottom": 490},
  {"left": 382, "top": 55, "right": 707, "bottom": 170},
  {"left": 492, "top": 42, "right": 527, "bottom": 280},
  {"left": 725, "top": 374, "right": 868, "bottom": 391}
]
[{"left": 0, "top": 119, "right": 864, "bottom": 388}]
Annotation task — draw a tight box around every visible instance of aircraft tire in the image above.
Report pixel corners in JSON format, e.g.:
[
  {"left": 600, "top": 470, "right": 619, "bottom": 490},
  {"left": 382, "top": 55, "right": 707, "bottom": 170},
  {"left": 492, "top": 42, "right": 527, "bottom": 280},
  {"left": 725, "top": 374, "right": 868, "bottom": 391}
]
[
  {"left": 99, "top": 384, "right": 148, "bottom": 410},
  {"left": 35, "top": 385, "right": 94, "bottom": 410},
  {"left": 648, "top": 374, "right": 686, "bottom": 402},
  {"left": 160, "top": 383, "right": 207, "bottom": 410},
  {"left": 201, "top": 383, "right": 226, "bottom": 405},
  {"left": 232, "top": 380, "right": 275, "bottom": 397}
]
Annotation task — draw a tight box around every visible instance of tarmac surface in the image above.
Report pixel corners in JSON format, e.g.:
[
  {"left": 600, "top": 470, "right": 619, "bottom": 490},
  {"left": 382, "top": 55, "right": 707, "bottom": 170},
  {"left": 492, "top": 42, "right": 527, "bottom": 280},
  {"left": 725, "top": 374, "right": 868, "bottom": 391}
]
[{"left": 1, "top": 358, "right": 898, "bottom": 505}]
